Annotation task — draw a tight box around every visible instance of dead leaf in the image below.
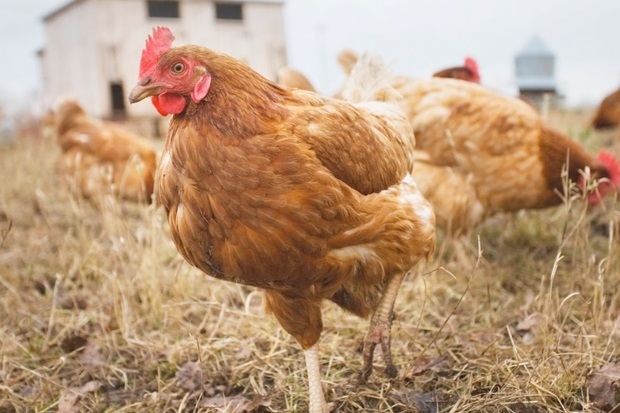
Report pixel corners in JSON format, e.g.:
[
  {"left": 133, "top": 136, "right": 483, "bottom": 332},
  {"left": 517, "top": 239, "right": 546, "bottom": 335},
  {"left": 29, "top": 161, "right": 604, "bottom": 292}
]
[
  {"left": 515, "top": 313, "right": 542, "bottom": 345},
  {"left": 60, "top": 335, "right": 104, "bottom": 366},
  {"left": 393, "top": 390, "right": 443, "bottom": 413},
  {"left": 0, "top": 219, "right": 11, "bottom": 249},
  {"left": 176, "top": 361, "right": 203, "bottom": 392},
  {"left": 235, "top": 346, "right": 253, "bottom": 360},
  {"left": 173, "top": 362, "right": 262, "bottom": 411},
  {"left": 60, "top": 334, "right": 88, "bottom": 354},
  {"left": 78, "top": 339, "right": 105, "bottom": 366},
  {"left": 58, "top": 294, "right": 88, "bottom": 310},
  {"left": 57, "top": 381, "right": 100, "bottom": 413},
  {"left": 18, "top": 386, "right": 39, "bottom": 398},
  {"left": 588, "top": 362, "right": 620, "bottom": 411},
  {"left": 507, "top": 401, "right": 544, "bottom": 412},
  {"left": 32, "top": 189, "right": 48, "bottom": 216},
  {"left": 198, "top": 394, "right": 271, "bottom": 413},
  {"left": 405, "top": 356, "right": 451, "bottom": 379}
]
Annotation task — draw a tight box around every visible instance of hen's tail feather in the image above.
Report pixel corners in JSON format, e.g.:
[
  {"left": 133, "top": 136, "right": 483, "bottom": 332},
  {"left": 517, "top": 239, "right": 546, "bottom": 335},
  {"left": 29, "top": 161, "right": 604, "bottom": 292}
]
[
  {"left": 337, "top": 49, "right": 360, "bottom": 76},
  {"left": 341, "top": 54, "right": 402, "bottom": 104},
  {"left": 340, "top": 53, "right": 416, "bottom": 160}
]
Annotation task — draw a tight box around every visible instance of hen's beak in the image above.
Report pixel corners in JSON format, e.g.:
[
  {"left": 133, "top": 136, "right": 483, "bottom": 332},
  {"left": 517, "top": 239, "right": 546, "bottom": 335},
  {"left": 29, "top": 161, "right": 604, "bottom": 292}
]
[{"left": 128, "top": 78, "right": 161, "bottom": 103}]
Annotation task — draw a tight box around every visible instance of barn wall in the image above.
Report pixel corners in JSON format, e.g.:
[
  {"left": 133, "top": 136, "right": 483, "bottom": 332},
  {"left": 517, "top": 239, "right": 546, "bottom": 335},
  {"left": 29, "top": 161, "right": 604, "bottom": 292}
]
[{"left": 42, "top": 1, "right": 102, "bottom": 117}]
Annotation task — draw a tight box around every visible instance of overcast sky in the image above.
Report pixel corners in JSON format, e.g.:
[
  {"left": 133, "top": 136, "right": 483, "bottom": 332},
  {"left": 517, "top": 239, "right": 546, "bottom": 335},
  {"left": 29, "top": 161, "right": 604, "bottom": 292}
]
[{"left": 1, "top": 0, "right": 619, "bottom": 114}]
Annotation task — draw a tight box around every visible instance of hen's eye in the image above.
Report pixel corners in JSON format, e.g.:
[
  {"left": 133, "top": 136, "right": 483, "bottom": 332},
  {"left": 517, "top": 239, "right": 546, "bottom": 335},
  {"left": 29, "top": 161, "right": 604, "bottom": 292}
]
[{"left": 172, "top": 63, "right": 185, "bottom": 73}]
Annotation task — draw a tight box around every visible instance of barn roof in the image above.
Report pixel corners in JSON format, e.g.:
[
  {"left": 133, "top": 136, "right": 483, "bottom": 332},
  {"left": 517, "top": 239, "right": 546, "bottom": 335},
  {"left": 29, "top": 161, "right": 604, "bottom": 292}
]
[
  {"left": 43, "top": 0, "right": 284, "bottom": 22},
  {"left": 517, "top": 36, "right": 554, "bottom": 58},
  {"left": 43, "top": 0, "right": 85, "bottom": 21}
]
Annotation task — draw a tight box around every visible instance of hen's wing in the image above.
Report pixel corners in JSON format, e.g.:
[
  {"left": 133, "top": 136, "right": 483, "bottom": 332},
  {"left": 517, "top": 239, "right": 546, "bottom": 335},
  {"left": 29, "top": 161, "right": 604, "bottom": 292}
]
[{"left": 283, "top": 55, "right": 415, "bottom": 195}]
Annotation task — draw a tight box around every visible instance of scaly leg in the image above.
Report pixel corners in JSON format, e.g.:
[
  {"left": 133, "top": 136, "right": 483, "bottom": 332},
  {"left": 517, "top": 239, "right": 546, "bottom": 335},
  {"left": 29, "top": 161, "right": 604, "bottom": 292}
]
[
  {"left": 304, "top": 343, "right": 330, "bottom": 413},
  {"left": 359, "top": 269, "right": 415, "bottom": 383}
]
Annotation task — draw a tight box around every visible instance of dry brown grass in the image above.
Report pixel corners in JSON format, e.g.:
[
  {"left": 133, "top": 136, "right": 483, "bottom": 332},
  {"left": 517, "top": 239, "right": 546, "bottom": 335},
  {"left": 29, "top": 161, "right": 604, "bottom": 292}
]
[{"left": 0, "top": 110, "right": 619, "bottom": 413}]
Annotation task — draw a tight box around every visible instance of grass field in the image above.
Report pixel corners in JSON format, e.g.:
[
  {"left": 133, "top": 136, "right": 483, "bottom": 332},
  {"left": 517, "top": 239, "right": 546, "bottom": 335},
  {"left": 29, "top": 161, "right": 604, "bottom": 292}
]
[{"left": 0, "top": 109, "right": 619, "bottom": 412}]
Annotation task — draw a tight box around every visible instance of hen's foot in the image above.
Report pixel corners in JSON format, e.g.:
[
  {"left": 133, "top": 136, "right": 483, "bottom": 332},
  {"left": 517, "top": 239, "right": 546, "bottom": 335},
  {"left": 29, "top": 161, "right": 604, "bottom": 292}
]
[{"left": 359, "top": 312, "right": 397, "bottom": 384}]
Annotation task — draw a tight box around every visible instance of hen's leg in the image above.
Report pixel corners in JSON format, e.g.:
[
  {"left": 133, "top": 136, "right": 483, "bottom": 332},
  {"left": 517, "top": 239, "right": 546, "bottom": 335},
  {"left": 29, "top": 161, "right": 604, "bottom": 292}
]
[
  {"left": 359, "top": 269, "right": 415, "bottom": 383},
  {"left": 304, "top": 343, "right": 330, "bottom": 413},
  {"left": 263, "top": 292, "right": 330, "bottom": 413}
]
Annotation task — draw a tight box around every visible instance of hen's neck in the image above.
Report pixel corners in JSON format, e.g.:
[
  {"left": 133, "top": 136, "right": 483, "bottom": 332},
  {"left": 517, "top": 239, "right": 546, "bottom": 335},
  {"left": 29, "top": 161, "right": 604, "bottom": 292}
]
[
  {"left": 539, "top": 126, "right": 605, "bottom": 192},
  {"left": 184, "top": 65, "right": 291, "bottom": 141}
]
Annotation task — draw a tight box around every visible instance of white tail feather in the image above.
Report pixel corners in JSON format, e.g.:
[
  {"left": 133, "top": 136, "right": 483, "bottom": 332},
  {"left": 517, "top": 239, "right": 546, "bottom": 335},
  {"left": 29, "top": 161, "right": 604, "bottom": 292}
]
[{"left": 341, "top": 54, "right": 402, "bottom": 104}]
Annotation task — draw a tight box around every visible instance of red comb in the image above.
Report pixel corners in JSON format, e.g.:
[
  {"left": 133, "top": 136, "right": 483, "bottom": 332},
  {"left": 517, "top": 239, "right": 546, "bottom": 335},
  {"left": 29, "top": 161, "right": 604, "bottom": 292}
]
[
  {"left": 598, "top": 151, "right": 620, "bottom": 188},
  {"left": 464, "top": 57, "right": 480, "bottom": 83},
  {"left": 139, "top": 26, "right": 175, "bottom": 78}
]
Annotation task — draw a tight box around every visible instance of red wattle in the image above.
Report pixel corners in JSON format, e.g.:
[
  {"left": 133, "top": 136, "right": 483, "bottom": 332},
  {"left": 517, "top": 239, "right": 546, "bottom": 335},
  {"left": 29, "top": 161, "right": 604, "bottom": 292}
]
[
  {"left": 151, "top": 96, "right": 168, "bottom": 116},
  {"left": 151, "top": 93, "right": 186, "bottom": 116}
]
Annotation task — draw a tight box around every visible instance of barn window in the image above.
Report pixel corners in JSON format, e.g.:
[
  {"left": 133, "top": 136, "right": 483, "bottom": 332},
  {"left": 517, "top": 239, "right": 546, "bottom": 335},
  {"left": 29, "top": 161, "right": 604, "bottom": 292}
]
[
  {"left": 110, "top": 82, "right": 126, "bottom": 118},
  {"left": 147, "top": 0, "right": 180, "bottom": 18},
  {"left": 215, "top": 2, "right": 243, "bottom": 20}
]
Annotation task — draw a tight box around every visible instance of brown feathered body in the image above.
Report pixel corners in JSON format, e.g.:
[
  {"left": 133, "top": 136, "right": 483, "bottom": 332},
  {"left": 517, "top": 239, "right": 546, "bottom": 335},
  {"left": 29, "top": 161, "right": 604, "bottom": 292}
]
[
  {"left": 591, "top": 88, "right": 620, "bottom": 129},
  {"left": 54, "top": 100, "right": 157, "bottom": 202},
  {"left": 395, "top": 77, "right": 614, "bottom": 236},
  {"left": 410, "top": 150, "right": 483, "bottom": 237},
  {"left": 155, "top": 46, "right": 435, "bottom": 349}
]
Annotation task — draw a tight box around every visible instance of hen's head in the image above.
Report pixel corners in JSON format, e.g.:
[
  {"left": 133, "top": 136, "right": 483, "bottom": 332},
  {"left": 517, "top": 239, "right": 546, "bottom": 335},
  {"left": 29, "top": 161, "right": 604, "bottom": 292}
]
[
  {"left": 586, "top": 151, "right": 620, "bottom": 205},
  {"left": 464, "top": 57, "right": 480, "bottom": 83},
  {"left": 129, "top": 26, "right": 212, "bottom": 116}
]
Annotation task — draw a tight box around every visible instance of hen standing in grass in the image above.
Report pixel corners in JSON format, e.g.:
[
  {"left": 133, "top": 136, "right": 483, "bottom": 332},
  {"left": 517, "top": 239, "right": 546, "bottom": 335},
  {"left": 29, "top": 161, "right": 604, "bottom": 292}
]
[
  {"left": 129, "top": 27, "right": 435, "bottom": 413},
  {"left": 53, "top": 99, "right": 157, "bottom": 203}
]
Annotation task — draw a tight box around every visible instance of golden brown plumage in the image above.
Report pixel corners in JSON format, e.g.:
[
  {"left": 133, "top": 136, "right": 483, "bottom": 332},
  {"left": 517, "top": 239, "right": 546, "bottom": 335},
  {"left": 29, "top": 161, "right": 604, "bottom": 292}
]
[
  {"left": 410, "top": 150, "right": 483, "bottom": 237},
  {"left": 396, "top": 77, "right": 620, "bottom": 236},
  {"left": 129, "top": 28, "right": 435, "bottom": 413},
  {"left": 591, "top": 88, "right": 620, "bottom": 129},
  {"left": 53, "top": 99, "right": 157, "bottom": 203}
]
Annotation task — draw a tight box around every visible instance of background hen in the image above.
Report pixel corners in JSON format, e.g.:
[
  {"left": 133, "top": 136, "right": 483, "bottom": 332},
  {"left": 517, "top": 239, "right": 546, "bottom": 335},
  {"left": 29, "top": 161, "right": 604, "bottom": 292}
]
[
  {"left": 53, "top": 99, "right": 157, "bottom": 203},
  {"left": 591, "top": 87, "right": 620, "bottom": 129},
  {"left": 396, "top": 77, "right": 620, "bottom": 239},
  {"left": 338, "top": 52, "right": 619, "bottom": 240},
  {"left": 276, "top": 66, "right": 316, "bottom": 92},
  {"left": 129, "top": 27, "right": 435, "bottom": 413}
]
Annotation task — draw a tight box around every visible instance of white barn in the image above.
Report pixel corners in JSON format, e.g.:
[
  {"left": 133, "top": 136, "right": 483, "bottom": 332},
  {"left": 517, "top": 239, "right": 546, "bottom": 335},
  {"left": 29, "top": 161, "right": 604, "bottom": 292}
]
[{"left": 39, "top": 0, "right": 287, "bottom": 124}]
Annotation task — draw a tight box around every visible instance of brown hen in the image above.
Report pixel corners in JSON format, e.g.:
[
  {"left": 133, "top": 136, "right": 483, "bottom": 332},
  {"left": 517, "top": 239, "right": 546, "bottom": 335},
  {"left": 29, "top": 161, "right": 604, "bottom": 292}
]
[
  {"left": 128, "top": 27, "right": 435, "bottom": 413},
  {"left": 397, "top": 77, "right": 620, "bottom": 238},
  {"left": 53, "top": 99, "right": 157, "bottom": 203}
]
